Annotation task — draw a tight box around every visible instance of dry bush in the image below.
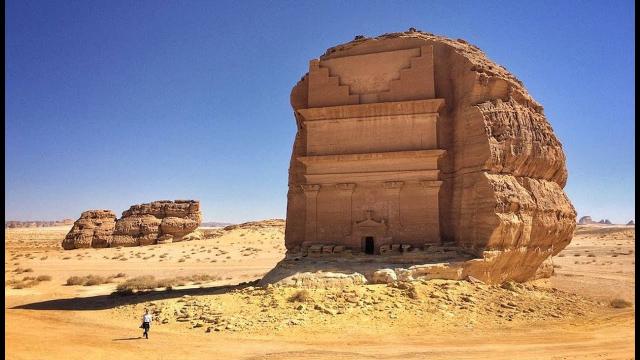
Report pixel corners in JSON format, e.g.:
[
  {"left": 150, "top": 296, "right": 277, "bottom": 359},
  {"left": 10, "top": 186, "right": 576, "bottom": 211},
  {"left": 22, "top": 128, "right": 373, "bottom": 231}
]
[
  {"left": 36, "top": 275, "right": 52, "bottom": 281},
  {"left": 610, "top": 298, "right": 633, "bottom": 308},
  {"left": 587, "top": 254, "right": 596, "bottom": 257},
  {"left": 66, "top": 274, "right": 112, "bottom": 286},
  {"left": 116, "top": 275, "right": 157, "bottom": 293},
  {"left": 66, "top": 276, "right": 85, "bottom": 286},
  {"left": 114, "top": 272, "right": 127, "bottom": 278},
  {"left": 84, "top": 275, "right": 108, "bottom": 286},
  {"left": 12, "top": 280, "right": 40, "bottom": 289},
  {"left": 115, "top": 273, "right": 223, "bottom": 294},
  {"left": 289, "top": 289, "right": 311, "bottom": 302}
]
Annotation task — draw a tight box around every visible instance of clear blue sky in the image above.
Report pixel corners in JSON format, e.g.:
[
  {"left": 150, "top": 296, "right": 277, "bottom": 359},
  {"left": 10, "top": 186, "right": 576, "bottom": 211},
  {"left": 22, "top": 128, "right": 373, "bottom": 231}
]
[{"left": 5, "top": 0, "right": 635, "bottom": 224}]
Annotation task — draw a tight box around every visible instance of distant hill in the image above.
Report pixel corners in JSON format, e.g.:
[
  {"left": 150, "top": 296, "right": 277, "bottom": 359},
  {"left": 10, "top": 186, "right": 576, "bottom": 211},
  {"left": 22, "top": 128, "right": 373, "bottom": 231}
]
[
  {"left": 5, "top": 219, "right": 74, "bottom": 228},
  {"left": 200, "top": 221, "right": 235, "bottom": 228}
]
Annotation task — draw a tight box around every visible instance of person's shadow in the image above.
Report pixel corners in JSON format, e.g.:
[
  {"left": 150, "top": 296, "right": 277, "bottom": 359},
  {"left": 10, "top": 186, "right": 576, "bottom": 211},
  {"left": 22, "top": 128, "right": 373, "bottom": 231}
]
[{"left": 112, "top": 337, "right": 143, "bottom": 341}]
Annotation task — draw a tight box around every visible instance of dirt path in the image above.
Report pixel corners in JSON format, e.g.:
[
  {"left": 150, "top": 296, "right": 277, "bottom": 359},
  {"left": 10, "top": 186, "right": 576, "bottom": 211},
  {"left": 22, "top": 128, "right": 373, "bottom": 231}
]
[{"left": 5, "top": 308, "right": 634, "bottom": 360}]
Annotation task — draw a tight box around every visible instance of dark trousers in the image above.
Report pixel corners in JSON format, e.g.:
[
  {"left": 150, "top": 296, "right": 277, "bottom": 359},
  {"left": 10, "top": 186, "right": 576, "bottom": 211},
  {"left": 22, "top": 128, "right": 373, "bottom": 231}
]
[{"left": 142, "top": 322, "right": 150, "bottom": 338}]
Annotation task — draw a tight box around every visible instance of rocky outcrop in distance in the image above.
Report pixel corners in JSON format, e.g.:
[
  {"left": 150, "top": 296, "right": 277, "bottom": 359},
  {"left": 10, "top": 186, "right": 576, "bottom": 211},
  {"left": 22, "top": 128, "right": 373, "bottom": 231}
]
[
  {"left": 578, "top": 216, "right": 596, "bottom": 225},
  {"left": 6, "top": 219, "right": 74, "bottom": 228},
  {"left": 627, "top": 220, "right": 635, "bottom": 225},
  {"left": 62, "top": 200, "right": 202, "bottom": 250}
]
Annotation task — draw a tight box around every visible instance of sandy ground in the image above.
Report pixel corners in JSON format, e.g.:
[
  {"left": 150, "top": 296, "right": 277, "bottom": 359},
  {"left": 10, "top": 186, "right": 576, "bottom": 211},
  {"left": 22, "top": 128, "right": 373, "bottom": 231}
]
[{"left": 4, "top": 222, "right": 635, "bottom": 359}]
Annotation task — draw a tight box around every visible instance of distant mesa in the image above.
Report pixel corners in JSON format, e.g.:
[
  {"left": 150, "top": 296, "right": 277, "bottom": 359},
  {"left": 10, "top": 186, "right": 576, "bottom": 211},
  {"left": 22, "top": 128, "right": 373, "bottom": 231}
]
[
  {"left": 578, "top": 216, "right": 596, "bottom": 225},
  {"left": 627, "top": 220, "right": 635, "bottom": 225},
  {"left": 5, "top": 219, "right": 74, "bottom": 228},
  {"left": 223, "top": 219, "right": 285, "bottom": 231},
  {"left": 201, "top": 221, "right": 235, "bottom": 228},
  {"left": 578, "top": 216, "right": 615, "bottom": 225},
  {"left": 62, "top": 200, "right": 202, "bottom": 250}
]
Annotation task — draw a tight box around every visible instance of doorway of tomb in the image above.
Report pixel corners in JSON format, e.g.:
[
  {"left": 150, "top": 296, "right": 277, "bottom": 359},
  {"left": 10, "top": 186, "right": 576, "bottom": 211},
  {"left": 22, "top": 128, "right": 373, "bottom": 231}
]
[{"left": 364, "top": 236, "right": 375, "bottom": 255}]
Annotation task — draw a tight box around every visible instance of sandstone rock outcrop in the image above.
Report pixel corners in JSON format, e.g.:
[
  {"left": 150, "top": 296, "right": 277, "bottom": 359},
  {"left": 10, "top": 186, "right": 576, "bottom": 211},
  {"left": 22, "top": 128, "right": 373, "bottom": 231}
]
[
  {"left": 62, "top": 210, "right": 117, "bottom": 250},
  {"left": 627, "top": 220, "right": 634, "bottom": 225},
  {"left": 63, "top": 200, "right": 202, "bottom": 249},
  {"left": 283, "top": 29, "right": 576, "bottom": 284}
]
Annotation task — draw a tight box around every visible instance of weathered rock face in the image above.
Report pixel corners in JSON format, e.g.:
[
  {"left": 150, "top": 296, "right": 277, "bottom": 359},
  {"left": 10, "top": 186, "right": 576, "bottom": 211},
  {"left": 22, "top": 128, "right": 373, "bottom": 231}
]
[
  {"left": 62, "top": 210, "right": 117, "bottom": 250},
  {"left": 63, "top": 200, "right": 202, "bottom": 249},
  {"left": 112, "top": 200, "right": 201, "bottom": 247},
  {"left": 284, "top": 30, "right": 576, "bottom": 283},
  {"left": 627, "top": 220, "right": 635, "bottom": 225}
]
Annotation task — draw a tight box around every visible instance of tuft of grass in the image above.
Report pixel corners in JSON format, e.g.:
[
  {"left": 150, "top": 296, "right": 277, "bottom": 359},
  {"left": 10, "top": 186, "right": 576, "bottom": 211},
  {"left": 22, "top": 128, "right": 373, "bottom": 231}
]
[
  {"left": 610, "top": 298, "right": 632, "bottom": 308},
  {"left": 288, "top": 289, "right": 310, "bottom": 302}
]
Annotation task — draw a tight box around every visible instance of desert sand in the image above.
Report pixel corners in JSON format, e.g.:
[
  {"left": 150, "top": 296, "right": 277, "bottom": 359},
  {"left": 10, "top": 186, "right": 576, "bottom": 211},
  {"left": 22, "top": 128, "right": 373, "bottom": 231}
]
[{"left": 5, "top": 222, "right": 635, "bottom": 359}]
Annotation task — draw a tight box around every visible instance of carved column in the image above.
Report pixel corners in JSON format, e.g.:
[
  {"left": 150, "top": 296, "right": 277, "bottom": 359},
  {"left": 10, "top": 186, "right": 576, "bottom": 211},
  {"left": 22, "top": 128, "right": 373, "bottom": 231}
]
[
  {"left": 383, "top": 181, "right": 404, "bottom": 232},
  {"left": 419, "top": 180, "right": 443, "bottom": 243},
  {"left": 301, "top": 184, "right": 321, "bottom": 243},
  {"left": 336, "top": 183, "right": 356, "bottom": 241}
]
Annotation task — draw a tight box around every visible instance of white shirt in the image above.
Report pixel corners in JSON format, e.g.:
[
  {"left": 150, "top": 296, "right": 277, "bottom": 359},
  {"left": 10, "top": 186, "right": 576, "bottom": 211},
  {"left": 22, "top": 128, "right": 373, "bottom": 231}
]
[{"left": 142, "top": 314, "right": 152, "bottom": 323}]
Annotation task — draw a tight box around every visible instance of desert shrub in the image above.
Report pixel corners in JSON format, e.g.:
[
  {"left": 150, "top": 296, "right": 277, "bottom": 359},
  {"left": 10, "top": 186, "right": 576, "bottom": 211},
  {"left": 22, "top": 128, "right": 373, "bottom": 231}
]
[
  {"left": 36, "top": 275, "right": 52, "bottom": 281},
  {"left": 84, "top": 275, "right": 108, "bottom": 286},
  {"left": 610, "top": 298, "right": 633, "bottom": 308},
  {"left": 66, "top": 274, "right": 111, "bottom": 286},
  {"left": 62, "top": 256, "right": 71, "bottom": 260},
  {"left": 114, "top": 272, "right": 127, "bottom": 278},
  {"left": 5, "top": 279, "right": 20, "bottom": 287},
  {"left": 12, "top": 280, "right": 40, "bottom": 289},
  {"left": 22, "top": 276, "right": 36, "bottom": 281},
  {"left": 66, "top": 276, "right": 85, "bottom": 286},
  {"left": 114, "top": 273, "right": 222, "bottom": 294},
  {"left": 116, "top": 275, "right": 157, "bottom": 293},
  {"left": 289, "top": 289, "right": 310, "bottom": 302},
  {"left": 587, "top": 254, "right": 596, "bottom": 257}
]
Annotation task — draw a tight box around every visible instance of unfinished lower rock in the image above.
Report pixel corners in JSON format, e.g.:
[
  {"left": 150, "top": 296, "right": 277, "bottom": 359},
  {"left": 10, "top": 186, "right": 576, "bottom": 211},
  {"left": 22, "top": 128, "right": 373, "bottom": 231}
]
[{"left": 63, "top": 200, "right": 202, "bottom": 249}]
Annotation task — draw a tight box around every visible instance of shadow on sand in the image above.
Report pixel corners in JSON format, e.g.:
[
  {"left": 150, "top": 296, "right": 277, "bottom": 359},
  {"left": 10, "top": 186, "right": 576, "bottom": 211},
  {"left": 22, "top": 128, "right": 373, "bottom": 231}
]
[
  {"left": 112, "top": 337, "right": 144, "bottom": 341},
  {"left": 12, "top": 281, "right": 258, "bottom": 311}
]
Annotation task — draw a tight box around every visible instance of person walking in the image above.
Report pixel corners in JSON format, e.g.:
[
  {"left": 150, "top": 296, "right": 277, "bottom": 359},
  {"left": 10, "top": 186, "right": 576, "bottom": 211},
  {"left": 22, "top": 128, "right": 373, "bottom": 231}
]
[{"left": 140, "top": 309, "right": 152, "bottom": 339}]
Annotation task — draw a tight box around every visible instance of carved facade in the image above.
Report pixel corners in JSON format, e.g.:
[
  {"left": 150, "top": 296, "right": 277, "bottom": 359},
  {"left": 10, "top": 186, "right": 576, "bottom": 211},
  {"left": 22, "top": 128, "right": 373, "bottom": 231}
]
[
  {"left": 288, "top": 45, "right": 446, "bottom": 254},
  {"left": 284, "top": 31, "right": 576, "bottom": 283}
]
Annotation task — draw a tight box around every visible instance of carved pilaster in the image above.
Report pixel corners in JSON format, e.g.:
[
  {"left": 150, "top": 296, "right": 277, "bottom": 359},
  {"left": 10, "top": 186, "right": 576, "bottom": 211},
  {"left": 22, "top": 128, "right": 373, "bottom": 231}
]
[
  {"left": 336, "top": 183, "right": 356, "bottom": 237},
  {"left": 383, "top": 181, "right": 404, "bottom": 231},
  {"left": 301, "top": 184, "right": 321, "bottom": 243}
]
